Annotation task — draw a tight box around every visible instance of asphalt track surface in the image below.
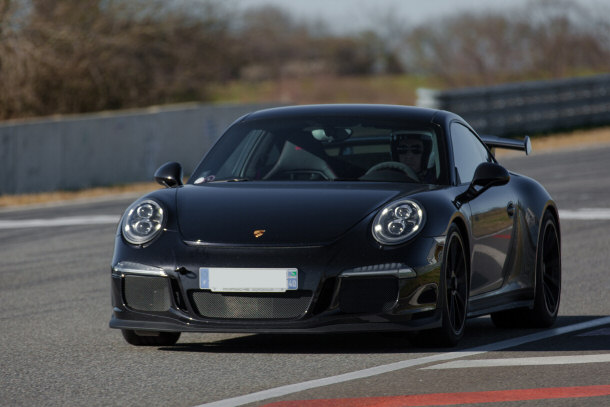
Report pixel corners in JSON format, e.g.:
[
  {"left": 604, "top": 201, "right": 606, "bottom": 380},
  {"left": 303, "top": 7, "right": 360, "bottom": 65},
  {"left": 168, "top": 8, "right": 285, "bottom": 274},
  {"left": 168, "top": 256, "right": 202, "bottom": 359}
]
[{"left": 1, "top": 145, "right": 609, "bottom": 406}]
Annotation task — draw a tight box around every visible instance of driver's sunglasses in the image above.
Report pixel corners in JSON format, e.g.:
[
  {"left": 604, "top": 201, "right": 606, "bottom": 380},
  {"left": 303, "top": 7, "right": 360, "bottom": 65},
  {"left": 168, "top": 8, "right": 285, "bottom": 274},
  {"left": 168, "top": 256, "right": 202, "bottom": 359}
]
[{"left": 397, "top": 145, "right": 423, "bottom": 155}]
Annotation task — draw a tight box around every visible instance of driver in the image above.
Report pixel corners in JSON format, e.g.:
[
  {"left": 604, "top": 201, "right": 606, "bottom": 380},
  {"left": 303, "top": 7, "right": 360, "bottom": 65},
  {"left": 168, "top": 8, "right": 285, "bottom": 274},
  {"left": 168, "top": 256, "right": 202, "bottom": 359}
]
[{"left": 392, "top": 133, "right": 434, "bottom": 182}]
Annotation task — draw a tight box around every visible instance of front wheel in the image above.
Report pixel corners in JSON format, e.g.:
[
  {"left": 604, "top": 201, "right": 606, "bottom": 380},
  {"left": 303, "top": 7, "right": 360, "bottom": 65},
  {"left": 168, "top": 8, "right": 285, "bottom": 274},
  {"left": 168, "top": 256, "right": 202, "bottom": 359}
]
[
  {"left": 121, "top": 329, "right": 181, "bottom": 346},
  {"left": 411, "top": 224, "right": 469, "bottom": 347},
  {"left": 491, "top": 211, "right": 561, "bottom": 328}
]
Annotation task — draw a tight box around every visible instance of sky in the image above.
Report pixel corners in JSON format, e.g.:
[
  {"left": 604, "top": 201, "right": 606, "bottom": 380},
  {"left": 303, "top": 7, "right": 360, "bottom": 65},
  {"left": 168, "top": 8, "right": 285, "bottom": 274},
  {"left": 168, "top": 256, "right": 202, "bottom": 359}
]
[{"left": 235, "top": 0, "right": 607, "bottom": 33}]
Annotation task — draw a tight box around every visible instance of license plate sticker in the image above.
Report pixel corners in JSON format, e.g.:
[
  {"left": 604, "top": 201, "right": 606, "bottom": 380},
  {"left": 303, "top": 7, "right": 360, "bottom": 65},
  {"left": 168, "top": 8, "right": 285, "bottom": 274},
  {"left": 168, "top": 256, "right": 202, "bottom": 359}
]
[{"left": 199, "top": 268, "right": 298, "bottom": 292}]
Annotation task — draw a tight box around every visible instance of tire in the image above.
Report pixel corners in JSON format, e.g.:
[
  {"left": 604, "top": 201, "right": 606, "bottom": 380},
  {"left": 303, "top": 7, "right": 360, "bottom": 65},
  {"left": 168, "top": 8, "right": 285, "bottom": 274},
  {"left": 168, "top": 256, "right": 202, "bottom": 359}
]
[
  {"left": 491, "top": 211, "right": 561, "bottom": 328},
  {"left": 121, "top": 329, "right": 181, "bottom": 346},
  {"left": 411, "top": 224, "right": 469, "bottom": 347}
]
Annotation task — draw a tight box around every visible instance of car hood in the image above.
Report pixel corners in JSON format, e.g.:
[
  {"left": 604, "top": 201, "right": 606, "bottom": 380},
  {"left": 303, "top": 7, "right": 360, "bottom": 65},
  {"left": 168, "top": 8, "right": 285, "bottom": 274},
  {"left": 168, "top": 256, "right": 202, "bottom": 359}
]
[{"left": 176, "top": 182, "right": 428, "bottom": 245}]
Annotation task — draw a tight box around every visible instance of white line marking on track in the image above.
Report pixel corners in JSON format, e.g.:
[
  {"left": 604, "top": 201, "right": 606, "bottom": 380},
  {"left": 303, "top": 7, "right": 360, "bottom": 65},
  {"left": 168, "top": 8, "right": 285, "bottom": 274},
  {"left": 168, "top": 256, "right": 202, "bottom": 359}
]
[
  {"left": 0, "top": 215, "right": 119, "bottom": 229},
  {"left": 422, "top": 353, "right": 610, "bottom": 369},
  {"left": 559, "top": 208, "right": 610, "bottom": 220},
  {"left": 195, "top": 317, "right": 610, "bottom": 407}
]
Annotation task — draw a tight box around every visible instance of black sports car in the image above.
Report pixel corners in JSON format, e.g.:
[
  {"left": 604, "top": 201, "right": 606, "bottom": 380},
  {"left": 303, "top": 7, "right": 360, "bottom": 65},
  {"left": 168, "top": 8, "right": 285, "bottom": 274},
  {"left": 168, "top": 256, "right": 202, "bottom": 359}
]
[{"left": 110, "top": 104, "right": 561, "bottom": 347}]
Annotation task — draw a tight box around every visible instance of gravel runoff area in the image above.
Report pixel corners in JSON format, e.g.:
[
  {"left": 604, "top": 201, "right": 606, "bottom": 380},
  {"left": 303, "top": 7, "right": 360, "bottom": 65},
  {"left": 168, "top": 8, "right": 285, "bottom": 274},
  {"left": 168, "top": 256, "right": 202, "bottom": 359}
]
[{"left": 1, "top": 126, "right": 610, "bottom": 209}]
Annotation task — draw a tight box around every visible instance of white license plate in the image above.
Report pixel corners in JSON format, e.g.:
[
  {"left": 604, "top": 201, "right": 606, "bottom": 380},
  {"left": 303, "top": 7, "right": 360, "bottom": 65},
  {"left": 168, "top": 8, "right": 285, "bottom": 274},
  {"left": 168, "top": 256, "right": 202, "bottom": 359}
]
[{"left": 199, "top": 267, "right": 298, "bottom": 292}]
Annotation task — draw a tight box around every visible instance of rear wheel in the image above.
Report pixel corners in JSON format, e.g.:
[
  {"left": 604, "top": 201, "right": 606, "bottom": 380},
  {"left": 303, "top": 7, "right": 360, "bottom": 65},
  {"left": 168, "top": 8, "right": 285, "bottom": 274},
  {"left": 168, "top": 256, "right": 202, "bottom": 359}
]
[
  {"left": 491, "top": 211, "right": 561, "bottom": 328},
  {"left": 121, "top": 329, "right": 181, "bottom": 346},
  {"left": 411, "top": 224, "right": 468, "bottom": 347}
]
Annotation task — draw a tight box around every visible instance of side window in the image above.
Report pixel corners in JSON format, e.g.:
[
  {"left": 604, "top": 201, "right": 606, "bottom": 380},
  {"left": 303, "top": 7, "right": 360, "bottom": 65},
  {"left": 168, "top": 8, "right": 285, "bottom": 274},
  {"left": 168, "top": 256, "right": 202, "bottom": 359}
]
[{"left": 450, "top": 123, "right": 491, "bottom": 184}]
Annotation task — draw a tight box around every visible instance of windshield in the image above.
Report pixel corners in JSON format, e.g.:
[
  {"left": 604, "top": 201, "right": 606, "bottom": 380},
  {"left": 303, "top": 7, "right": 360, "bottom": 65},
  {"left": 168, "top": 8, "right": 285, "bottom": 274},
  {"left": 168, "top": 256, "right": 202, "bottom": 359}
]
[{"left": 190, "top": 116, "right": 448, "bottom": 185}]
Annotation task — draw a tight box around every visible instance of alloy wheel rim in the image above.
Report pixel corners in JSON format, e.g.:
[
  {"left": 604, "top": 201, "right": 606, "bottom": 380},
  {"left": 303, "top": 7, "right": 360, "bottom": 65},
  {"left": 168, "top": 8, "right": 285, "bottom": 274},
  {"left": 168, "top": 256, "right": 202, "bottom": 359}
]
[
  {"left": 541, "top": 221, "right": 561, "bottom": 315},
  {"left": 445, "top": 233, "right": 467, "bottom": 334}
]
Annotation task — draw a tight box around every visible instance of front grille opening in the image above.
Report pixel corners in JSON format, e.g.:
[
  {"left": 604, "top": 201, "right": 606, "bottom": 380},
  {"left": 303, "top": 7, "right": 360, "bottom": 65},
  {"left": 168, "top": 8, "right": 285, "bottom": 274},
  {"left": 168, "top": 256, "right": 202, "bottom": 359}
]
[
  {"left": 170, "top": 278, "right": 187, "bottom": 311},
  {"left": 123, "top": 275, "right": 171, "bottom": 312},
  {"left": 416, "top": 285, "right": 438, "bottom": 305},
  {"left": 190, "top": 290, "right": 313, "bottom": 320},
  {"left": 338, "top": 277, "right": 398, "bottom": 314},
  {"left": 312, "top": 277, "right": 337, "bottom": 315}
]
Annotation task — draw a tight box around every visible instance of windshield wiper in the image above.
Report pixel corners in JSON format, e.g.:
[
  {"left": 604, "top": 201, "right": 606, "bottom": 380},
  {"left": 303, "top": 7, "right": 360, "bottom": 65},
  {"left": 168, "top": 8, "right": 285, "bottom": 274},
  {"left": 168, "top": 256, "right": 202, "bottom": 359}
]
[
  {"left": 201, "top": 177, "right": 250, "bottom": 183},
  {"left": 218, "top": 177, "right": 250, "bottom": 182}
]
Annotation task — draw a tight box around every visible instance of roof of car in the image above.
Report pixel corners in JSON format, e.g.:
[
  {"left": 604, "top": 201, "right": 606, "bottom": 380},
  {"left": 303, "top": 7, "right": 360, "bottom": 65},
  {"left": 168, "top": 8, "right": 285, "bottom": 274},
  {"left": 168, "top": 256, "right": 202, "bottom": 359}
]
[{"left": 241, "top": 104, "right": 454, "bottom": 123}]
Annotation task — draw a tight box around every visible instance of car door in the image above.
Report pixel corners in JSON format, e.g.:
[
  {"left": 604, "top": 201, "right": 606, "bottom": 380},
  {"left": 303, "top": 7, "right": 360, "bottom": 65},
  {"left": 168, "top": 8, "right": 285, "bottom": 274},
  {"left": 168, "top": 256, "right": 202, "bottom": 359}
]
[{"left": 450, "top": 122, "right": 516, "bottom": 296}]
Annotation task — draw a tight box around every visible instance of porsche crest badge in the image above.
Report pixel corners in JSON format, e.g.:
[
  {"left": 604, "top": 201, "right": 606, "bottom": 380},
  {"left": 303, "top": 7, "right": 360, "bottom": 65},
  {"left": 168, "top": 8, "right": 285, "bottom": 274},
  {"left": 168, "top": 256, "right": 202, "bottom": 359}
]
[{"left": 253, "top": 229, "right": 266, "bottom": 238}]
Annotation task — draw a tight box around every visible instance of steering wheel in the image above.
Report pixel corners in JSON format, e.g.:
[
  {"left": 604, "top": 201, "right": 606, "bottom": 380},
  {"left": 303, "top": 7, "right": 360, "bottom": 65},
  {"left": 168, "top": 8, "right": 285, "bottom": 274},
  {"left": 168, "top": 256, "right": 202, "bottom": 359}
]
[{"left": 364, "top": 161, "right": 420, "bottom": 182}]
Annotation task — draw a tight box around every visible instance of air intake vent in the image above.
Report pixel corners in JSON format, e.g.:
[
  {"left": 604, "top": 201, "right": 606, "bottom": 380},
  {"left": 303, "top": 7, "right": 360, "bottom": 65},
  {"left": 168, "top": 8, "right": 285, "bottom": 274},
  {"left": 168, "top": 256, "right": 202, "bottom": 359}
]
[
  {"left": 338, "top": 277, "right": 398, "bottom": 314},
  {"left": 190, "top": 290, "right": 312, "bottom": 319},
  {"left": 124, "top": 275, "right": 171, "bottom": 312}
]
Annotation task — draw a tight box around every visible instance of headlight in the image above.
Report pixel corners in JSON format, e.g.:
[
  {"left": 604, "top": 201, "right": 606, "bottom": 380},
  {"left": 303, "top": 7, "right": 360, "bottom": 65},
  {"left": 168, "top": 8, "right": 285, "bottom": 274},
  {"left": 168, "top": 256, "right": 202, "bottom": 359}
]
[
  {"left": 372, "top": 199, "right": 424, "bottom": 245},
  {"left": 121, "top": 199, "right": 165, "bottom": 245}
]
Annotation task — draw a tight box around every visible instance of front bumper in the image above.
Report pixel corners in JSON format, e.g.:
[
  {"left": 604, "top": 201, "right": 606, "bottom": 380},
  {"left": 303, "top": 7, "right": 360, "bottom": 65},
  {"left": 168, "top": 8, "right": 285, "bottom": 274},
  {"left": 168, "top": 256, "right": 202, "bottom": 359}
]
[{"left": 110, "top": 231, "right": 445, "bottom": 334}]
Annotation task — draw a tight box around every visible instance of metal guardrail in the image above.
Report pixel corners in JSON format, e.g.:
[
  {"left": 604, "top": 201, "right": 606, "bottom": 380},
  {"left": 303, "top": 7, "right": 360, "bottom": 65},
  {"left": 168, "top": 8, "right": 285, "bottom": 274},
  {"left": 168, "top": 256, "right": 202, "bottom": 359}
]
[{"left": 417, "top": 74, "right": 610, "bottom": 137}]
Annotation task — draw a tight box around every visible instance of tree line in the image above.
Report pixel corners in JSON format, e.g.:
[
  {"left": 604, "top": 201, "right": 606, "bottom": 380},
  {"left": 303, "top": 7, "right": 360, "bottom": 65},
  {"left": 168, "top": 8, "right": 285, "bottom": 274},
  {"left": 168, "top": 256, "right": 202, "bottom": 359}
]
[{"left": 1, "top": 0, "right": 609, "bottom": 120}]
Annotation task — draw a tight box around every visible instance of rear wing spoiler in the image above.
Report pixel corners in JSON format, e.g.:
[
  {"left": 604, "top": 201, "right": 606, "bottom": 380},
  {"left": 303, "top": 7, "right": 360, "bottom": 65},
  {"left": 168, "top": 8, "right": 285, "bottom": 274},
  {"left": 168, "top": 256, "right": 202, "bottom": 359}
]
[{"left": 481, "top": 135, "right": 532, "bottom": 155}]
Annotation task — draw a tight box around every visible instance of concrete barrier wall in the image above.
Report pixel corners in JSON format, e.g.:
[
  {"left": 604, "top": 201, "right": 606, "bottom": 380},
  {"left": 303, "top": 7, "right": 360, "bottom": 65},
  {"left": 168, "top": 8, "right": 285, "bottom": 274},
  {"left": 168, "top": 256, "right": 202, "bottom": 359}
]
[
  {"left": 417, "top": 74, "right": 610, "bottom": 137},
  {"left": 0, "top": 103, "right": 277, "bottom": 195},
  {"left": 4, "top": 74, "right": 609, "bottom": 195}
]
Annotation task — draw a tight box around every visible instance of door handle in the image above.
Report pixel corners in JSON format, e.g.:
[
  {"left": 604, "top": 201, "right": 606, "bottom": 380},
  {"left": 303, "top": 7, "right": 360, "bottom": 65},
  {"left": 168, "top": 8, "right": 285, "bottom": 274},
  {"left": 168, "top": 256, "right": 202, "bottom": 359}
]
[{"left": 507, "top": 201, "right": 515, "bottom": 217}]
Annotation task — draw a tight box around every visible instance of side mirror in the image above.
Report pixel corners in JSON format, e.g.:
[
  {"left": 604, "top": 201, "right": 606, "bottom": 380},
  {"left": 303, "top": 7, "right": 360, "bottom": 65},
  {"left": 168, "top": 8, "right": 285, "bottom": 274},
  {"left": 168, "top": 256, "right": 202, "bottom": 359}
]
[
  {"left": 471, "top": 162, "right": 510, "bottom": 188},
  {"left": 154, "top": 161, "right": 183, "bottom": 188},
  {"left": 455, "top": 162, "right": 509, "bottom": 205}
]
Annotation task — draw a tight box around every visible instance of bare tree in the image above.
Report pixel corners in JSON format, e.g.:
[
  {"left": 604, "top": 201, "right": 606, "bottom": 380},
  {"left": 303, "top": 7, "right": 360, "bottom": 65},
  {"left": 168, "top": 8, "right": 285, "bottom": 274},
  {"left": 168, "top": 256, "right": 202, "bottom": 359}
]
[
  {"left": 405, "top": 0, "right": 610, "bottom": 87},
  {"left": 2, "top": 0, "right": 609, "bottom": 120},
  {"left": 0, "top": 0, "right": 238, "bottom": 119}
]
